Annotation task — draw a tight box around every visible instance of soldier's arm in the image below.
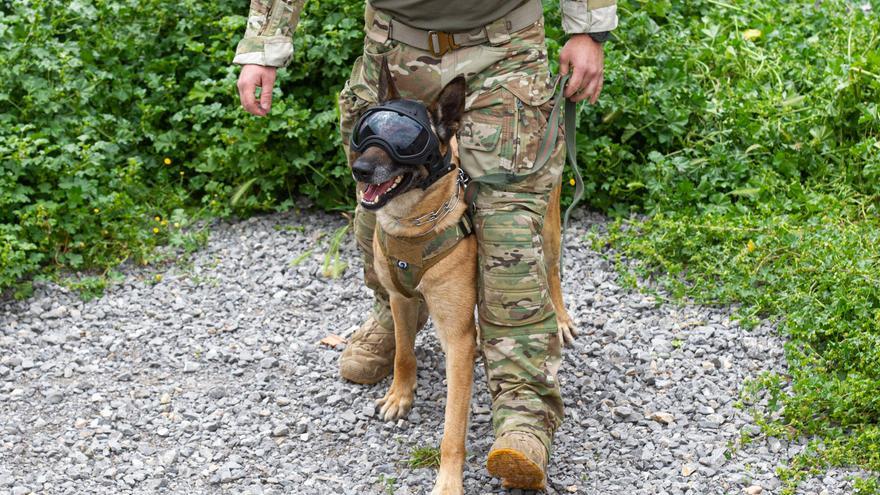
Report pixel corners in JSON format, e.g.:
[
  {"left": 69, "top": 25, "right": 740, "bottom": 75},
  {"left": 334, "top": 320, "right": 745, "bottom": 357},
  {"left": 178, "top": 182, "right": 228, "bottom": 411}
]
[
  {"left": 234, "top": 0, "right": 307, "bottom": 67},
  {"left": 557, "top": 0, "right": 618, "bottom": 104},
  {"left": 235, "top": 0, "right": 307, "bottom": 116}
]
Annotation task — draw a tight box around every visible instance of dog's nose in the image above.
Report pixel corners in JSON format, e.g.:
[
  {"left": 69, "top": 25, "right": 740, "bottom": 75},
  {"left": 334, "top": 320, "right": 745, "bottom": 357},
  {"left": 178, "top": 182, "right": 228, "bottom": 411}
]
[{"left": 351, "top": 159, "right": 373, "bottom": 182}]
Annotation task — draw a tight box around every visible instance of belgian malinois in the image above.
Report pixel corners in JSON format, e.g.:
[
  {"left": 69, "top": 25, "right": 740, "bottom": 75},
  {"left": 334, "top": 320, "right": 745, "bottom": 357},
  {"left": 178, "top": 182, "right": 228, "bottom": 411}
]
[{"left": 349, "top": 59, "right": 575, "bottom": 494}]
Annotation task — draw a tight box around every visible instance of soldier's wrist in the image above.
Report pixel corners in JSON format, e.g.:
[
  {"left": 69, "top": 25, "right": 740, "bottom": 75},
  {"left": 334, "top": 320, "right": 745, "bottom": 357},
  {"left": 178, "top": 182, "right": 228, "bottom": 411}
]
[
  {"left": 587, "top": 31, "right": 611, "bottom": 44},
  {"left": 566, "top": 33, "right": 606, "bottom": 49}
]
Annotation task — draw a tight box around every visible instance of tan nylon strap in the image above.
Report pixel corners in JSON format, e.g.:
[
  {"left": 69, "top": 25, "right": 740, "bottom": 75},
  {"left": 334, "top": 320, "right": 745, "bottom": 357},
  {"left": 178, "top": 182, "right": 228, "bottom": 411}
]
[
  {"left": 366, "top": 0, "right": 543, "bottom": 55},
  {"left": 377, "top": 229, "right": 421, "bottom": 298},
  {"left": 377, "top": 216, "right": 472, "bottom": 298}
]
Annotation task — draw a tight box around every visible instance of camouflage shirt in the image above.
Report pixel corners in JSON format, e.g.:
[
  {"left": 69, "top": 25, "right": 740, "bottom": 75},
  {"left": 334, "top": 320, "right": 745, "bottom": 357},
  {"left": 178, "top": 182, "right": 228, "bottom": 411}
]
[{"left": 233, "top": 0, "right": 618, "bottom": 67}]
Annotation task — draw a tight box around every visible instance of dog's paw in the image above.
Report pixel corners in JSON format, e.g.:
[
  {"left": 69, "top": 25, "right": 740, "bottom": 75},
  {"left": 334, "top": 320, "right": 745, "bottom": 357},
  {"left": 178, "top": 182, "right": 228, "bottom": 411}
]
[
  {"left": 376, "top": 384, "right": 414, "bottom": 421},
  {"left": 556, "top": 312, "right": 578, "bottom": 347},
  {"left": 430, "top": 475, "right": 464, "bottom": 495}
]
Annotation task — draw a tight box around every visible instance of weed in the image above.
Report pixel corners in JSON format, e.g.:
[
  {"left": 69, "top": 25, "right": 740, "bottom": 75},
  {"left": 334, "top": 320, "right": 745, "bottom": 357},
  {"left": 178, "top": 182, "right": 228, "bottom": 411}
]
[
  {"left": 321, "top": 224, "right": 350, "bottom": 279},
  {"left": 274, "top": 225, "right": 306, "bottom": 233},
  {"left": 408, "top": 445, "right": 441, "bottom": 469},
  {"left": 290, "top": 249, "right": 314, "bottom": 267},
  {"left": 607, "top": 197, "right": 880, "bottom": 486},
  {"left": 377, "top": 474, "right": 396, "bottom": 494}
]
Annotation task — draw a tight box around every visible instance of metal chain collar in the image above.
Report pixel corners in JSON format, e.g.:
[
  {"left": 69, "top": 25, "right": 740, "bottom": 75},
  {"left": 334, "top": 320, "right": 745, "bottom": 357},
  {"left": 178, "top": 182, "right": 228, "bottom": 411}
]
[{"left": 396, "top": 169, "right": 468, "bottom": 237}]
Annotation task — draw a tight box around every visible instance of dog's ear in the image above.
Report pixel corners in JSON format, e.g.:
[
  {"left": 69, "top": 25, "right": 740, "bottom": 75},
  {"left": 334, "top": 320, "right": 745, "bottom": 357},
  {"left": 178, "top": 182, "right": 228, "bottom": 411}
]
[
  {"left": 377, "top": 57, "right": 400, "bottom": 103},
  {"left": 429, "top": 76, "right": 466, "bottom": 143}
]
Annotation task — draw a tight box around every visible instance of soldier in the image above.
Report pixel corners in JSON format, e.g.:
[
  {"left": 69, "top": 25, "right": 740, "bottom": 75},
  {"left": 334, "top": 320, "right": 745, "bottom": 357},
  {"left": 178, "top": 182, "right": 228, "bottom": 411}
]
[{"left": 236, "top": 0, "right": 616, "bottom": 489}]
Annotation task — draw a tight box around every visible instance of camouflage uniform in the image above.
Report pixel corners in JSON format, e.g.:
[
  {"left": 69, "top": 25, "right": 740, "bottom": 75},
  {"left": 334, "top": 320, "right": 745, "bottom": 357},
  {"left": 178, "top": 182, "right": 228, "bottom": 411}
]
[{"left": 235, "top": 0, "right": 618, "bottom": 456}]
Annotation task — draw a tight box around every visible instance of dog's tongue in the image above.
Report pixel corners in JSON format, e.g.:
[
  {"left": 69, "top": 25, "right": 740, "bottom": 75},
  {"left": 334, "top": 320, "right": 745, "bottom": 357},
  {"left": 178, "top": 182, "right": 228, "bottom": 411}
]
[{"left": 363, "top": 178, "right": 397, "bottom": 203}]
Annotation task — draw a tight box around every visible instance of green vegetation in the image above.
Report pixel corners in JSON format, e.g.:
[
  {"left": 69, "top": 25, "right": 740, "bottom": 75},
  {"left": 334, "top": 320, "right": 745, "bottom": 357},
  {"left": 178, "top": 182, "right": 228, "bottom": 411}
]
[
  {"left": 2, "top": 0, "right": 878, "bottom": 488},
  {"left": 408, "top": 445, "right": 442, "bottom": 469},
  {"left": 0, "top": 0, "right": 362, "bottom": 291},
  {"left": 579, "top": 0, "right": 879, "bottom": 490},
  {"left": 377, "top": 474, "right": 397, "bottom": 494},
  {"left": 322, "top": 224, "right": 351, "bottom": 278}
]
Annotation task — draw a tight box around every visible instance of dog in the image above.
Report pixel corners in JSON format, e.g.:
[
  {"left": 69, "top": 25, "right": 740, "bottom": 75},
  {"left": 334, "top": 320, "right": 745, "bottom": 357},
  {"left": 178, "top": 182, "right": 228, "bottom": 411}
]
[{"left": 349, "top": 59, "right": 575, "bottom": 494}]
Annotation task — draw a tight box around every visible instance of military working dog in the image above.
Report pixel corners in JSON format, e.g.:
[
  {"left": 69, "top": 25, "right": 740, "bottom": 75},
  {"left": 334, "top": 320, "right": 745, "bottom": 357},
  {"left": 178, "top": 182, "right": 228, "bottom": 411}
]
[{"left": 348, "top": 59, "right": 575, "bottom": 494}]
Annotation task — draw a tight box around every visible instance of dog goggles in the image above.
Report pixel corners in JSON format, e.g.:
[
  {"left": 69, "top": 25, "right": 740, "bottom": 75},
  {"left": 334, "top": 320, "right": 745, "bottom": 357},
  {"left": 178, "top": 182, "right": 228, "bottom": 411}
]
[{"left": 350, "top": 99, "right": 442, "bottom": 165}]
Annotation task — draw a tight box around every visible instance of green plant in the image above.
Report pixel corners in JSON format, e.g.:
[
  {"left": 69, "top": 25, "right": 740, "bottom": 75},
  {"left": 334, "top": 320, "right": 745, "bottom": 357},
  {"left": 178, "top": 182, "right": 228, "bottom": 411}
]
[
  {"left": 377, "top": 474, "right": 397, "bottom": 494},
  {"left": 607, "top": 197, "right": 880, "bottom": 486},
  {"left": 321, "top": 224, "right": 350, "bottom": 278},
  {"left": 408, "top": 445, "right": 442, "bottom": 469},
  {"left": 290, "top": 249, "right": 315, "bottom": 267},
  {"left": 0, "top": 0, "right": 364, "bottom": 292},
  {"left": 587, "top": 0, "right": 879, "bottom": 487}
]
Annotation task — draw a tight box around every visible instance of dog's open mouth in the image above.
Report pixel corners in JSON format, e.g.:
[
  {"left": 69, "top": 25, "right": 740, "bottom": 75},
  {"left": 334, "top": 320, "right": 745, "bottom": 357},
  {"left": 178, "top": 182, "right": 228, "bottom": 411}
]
[{"left": 361, "top": 173, "right": 413, "bottom": 210}]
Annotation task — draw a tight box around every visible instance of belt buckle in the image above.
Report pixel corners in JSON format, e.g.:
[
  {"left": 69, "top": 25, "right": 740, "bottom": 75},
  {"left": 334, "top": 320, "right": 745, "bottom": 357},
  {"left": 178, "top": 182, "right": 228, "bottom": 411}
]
[{"left": 427, "top": 30, "right": 458, "bottom": 57}]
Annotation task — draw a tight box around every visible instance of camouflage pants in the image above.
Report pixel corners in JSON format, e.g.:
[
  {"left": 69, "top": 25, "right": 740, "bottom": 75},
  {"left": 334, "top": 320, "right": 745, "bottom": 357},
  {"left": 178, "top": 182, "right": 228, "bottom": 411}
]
[{"left": 338, "top": 11, "right": 565, "bottom": 454}]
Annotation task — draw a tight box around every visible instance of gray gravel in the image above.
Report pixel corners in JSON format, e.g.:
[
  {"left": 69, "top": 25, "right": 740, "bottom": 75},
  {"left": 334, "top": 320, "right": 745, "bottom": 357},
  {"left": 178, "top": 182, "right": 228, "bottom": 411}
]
[{"left": 0, "top": 209, "right": 868, "bottom": 494}]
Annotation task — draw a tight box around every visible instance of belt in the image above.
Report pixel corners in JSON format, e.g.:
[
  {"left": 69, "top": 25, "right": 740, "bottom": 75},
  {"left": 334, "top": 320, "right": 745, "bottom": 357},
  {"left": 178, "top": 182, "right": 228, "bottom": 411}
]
[{"left": 365, "top": 0, "right": 543, "bottom": 57}]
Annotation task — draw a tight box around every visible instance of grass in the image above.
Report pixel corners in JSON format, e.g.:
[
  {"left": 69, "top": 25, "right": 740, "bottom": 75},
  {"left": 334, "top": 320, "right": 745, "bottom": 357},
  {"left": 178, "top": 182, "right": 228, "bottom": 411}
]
[
  {"left": 408, "top": 445, "right": 442, "bottom": 469},
  {"left": 604, "top": 187, "right": 880, "bottom": 491},
  {"left": 377, "top": 474, "right": 397, "bottom": 494},
  {"left": 321, "top": 224, "right": 350, "bottom": 279},
  {"left": 290, "top": 249, "right": 314, "bottom": 267}
]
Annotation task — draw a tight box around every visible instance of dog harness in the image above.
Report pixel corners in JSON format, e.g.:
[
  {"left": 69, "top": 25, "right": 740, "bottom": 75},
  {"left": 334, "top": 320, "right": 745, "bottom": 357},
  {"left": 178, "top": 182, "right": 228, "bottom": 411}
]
[{"left": 376, "top": 215, "right": 472, "bottom": 299}]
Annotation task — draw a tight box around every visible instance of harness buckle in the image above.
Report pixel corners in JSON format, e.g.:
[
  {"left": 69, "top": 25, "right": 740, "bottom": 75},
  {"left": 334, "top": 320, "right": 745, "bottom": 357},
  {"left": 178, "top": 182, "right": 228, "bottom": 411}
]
[{"left": 427, "top": 30, "right": 459, "bottom": 57}]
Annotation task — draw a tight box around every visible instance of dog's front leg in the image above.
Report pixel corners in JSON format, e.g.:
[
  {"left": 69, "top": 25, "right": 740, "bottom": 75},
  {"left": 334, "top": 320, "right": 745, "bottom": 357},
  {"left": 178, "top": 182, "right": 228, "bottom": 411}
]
[
  {"left": 376, "top": 292, "right": 419, "bottom": 420},
  {"left": 426, "top": 295, "right": 476, "bottom": 495}
]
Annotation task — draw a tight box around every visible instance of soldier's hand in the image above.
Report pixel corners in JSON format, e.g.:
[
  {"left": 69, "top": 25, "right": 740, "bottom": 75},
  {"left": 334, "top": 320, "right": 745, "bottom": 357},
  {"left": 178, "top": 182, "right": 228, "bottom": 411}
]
[
  {"left": 559, "top": 34, "right": 604, "bottom": 104},
  {"left": 237, "top": 64, "right": 277, "bottom": 116}
]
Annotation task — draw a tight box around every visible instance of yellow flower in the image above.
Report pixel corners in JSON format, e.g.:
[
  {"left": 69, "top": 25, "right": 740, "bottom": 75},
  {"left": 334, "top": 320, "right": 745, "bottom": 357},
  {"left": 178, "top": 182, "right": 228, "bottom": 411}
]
[
  {"left": 569, "top": 178, "right": 576, "bottom": 186},
  {"left": 93, "top": 208, "right": 100, "bottom": 214},
  {"left": 163, "top": 158, "right": 172, "bottom": 165},
  {"left": 173, "top": 222, "right": 180, "bottom": 228},
  {"left": 743, "top": 29, "right": 762, "bottom": 41},
  {"left": 154, "top": 274, "right": 163, "bottom": 282},
  {"left": 153, "top": 227, "right": 160, "bottom": 234},
  {"left": 154, "top": 216, "right": 161, "bottom": 222},
  {"left": 747, "top": 240, "right": 757, "bottom": 252},
  {"left": 161, "top": 220, "right": 168, "bottom": 226}
]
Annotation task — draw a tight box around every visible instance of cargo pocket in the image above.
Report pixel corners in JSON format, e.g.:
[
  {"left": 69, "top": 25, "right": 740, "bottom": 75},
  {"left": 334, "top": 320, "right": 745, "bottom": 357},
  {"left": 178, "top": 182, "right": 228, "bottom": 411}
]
[
  {"left": 503, "top": 72, "right": 559, "bottom": 175},
  {"left": 476, "top": 209, "right": 554, "bottom": 336},
  {"left": 353, "top": 37, "right": 403, "bottom": 99},
  {"left": 459, "top": 86, "right": 516, "bottom": 178},
  {"left": 459, "top": 72, "right": 560, "bottom": 188}
]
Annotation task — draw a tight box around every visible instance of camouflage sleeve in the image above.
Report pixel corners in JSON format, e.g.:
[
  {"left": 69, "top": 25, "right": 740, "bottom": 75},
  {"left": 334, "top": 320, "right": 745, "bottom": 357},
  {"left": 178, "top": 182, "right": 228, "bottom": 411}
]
[
  {"left": 233, "top": 0, "right": 306, "bottom": 67},
  {"left": 560, "top": 0, "right": 618, "bottom": 35}
]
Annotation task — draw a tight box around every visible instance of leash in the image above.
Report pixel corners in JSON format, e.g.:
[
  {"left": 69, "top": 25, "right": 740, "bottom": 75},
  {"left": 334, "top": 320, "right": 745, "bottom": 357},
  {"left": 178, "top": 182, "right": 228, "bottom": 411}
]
[{"left": 466, "top": 73, "right": 584, "bottom": 274}]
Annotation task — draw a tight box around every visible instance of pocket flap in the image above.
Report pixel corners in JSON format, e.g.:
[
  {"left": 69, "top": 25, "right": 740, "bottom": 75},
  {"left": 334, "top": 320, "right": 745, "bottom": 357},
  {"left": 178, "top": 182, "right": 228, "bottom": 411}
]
[
  {"left": 502, "top": 73, "right": 557, "bottom": 107},
  {"left": 459, "top": 120, "right": 501, "bottom": 152}
]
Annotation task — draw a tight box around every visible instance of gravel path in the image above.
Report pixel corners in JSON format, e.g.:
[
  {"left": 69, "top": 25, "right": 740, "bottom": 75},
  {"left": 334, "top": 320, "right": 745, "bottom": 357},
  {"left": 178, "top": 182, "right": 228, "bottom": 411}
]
[{"left": 0, "top": 209, "right": 864, "bottom": 495}]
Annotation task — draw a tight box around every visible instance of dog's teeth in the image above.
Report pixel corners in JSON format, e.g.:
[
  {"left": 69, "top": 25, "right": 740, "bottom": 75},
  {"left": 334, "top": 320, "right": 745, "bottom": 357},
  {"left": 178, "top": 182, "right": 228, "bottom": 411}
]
[{"left": 388, "top": 176, "right": 402, "bottom": 190}]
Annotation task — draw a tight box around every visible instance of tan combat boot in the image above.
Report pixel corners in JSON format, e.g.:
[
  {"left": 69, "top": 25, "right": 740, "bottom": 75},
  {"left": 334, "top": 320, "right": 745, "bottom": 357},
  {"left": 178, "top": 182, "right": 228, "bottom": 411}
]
[
  {"left": 486, "top": 432, "right": 548, "bottom": 491},
  {"left": 339, "top": 308, "right": 428, "bottom": 384}
]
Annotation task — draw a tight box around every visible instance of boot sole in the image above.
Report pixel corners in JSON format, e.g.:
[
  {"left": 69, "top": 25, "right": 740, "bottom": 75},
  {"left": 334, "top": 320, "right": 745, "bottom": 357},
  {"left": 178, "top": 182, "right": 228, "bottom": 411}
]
[{"left": 487, "top": 447, "right": 546, "bottom": 491}]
